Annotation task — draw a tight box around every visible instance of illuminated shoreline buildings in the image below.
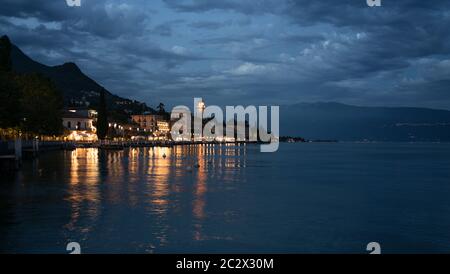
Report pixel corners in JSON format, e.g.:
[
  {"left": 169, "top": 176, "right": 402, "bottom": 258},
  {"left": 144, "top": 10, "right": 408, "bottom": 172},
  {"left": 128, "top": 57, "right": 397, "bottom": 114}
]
[
  {"left": 62, "top": 108, "right": 98, "bottom": 141},
  {"left": 131, "top": 112, "right": 170, "bottom": 140}
]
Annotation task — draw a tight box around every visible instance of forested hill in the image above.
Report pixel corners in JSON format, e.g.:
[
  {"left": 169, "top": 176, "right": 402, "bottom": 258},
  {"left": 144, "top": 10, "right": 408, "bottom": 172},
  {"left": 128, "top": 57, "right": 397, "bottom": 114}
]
[{"left": 4, "top": 35, "right": 156, "bottom": 123}]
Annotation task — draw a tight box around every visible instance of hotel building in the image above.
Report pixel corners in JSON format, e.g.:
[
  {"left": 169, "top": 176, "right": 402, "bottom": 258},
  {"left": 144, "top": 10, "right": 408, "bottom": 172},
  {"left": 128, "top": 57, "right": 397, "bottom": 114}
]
[
  {"left": 131, "top": 113, "right": 170, "bottom": 139},
  {"left": 62, "top": 108, "right": 98, "bottom": 141}
]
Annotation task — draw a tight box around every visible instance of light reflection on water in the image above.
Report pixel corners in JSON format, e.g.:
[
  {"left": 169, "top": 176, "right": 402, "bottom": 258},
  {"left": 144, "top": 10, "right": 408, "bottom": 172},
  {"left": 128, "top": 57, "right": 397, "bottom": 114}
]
[
  {"left": 0, "top": 143, "right": 247, "bottom": 253},
  {"left": 2, "top": 143, "right": 450, "bottom": 253},
  {"left": 65, "top": 149, "right": 101, "bottom": 236}
]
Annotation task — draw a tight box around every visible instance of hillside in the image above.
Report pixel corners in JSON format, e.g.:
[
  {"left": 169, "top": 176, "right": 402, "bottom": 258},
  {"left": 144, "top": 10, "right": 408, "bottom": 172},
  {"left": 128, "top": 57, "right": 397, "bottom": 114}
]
[{"left": 6, "top": 36, "right": 155, "bottom": 122}]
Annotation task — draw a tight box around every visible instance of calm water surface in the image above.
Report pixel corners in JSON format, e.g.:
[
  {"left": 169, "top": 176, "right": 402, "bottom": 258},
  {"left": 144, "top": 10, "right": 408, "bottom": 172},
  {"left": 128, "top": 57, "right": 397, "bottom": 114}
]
[{"left": 1, "top": 143, "right": 450, "bottom": 253}]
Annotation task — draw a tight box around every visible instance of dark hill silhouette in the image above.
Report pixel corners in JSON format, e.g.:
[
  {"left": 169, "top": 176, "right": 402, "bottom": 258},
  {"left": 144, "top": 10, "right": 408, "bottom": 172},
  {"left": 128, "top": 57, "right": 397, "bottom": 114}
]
[{"left": 6, "top": 36, "right": 155, "bottom": 122}]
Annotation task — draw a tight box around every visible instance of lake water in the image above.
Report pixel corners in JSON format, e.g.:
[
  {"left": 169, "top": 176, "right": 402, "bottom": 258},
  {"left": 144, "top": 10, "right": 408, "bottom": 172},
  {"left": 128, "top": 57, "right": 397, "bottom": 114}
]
[{"left": 1, "top": 143, "right": 450, "bottom": 254}]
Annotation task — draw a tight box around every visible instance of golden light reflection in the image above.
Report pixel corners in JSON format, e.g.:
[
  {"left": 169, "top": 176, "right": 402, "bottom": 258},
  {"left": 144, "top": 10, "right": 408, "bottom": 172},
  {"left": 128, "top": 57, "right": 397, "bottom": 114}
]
[
  {"left": 62, "top": 144, "right": 248, "bottom": 247},
  {"left": 193, "top": 145, "right": 207, "bottom": 220},
  {"left": 104, "top": 150, "right": 127, "bottom": 205},
  {"left": 65, "top": 148, "right": 100, "bottom": 233},
  {"left": 191, "top": 145, "right": 210, "bottom": 241},
  {"left": 143, "top": 147, "right": 173, "bottom": 247}
]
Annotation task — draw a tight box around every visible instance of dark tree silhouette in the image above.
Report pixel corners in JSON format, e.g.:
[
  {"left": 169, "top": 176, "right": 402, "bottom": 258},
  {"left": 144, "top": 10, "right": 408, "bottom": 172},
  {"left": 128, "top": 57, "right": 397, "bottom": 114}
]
[
  {"left": 157, "top": 102, "right": 165, "bottom": 114},
  {"left": 0, "top": 36, "right": 20, "bottom": 129},
  {"left": 1, "top": 36, "right": 63, "bottom": 135},
  {"left": 15, "top": 73, "right": 64, "bottom": 136},
  {"left": 0, "top": 35, "right": 12, "bottom": 72},
  {"left": 0, "top": 73, "right": 21, "bottom": 129},
  {"left": 97, "top": 89, "right": 108, "bottom": 140}
]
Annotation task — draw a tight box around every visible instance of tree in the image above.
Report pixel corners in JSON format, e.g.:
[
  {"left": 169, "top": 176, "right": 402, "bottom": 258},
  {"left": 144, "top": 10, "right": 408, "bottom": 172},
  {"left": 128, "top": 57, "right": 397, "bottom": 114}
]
[
  {"left": 0, "top": 36, "right": 21, "bottom": 129},
  {"left": 96, "top": 89, "right": 108, "bottom": 140},
  {"left": 157, "top": 102, "right": 165, "bottom": 114},
  {"left": 0, "top": 72, "right": 21, "bottom": 129},
  {"left": 15, "top": 73, "right": 64, "bottom": 136},
  {"left": 1, "top": 36, "right": 64, "bottom": 138},
  {"left": 0, "top": 35, "right": 12, "bottom": 72}
]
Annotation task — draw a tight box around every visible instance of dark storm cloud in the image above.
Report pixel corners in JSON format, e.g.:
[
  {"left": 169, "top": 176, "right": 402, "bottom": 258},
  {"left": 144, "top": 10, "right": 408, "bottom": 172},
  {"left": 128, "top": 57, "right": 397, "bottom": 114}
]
[
  {"left": 0, "top": 0, "right": 151, "bottom": 39},
  {"left": 189, "top": 20, "right": 230, "bottom": 30},
  {"left": 1, "top": 0, "right": 450, "bottom": 109},
  {"left": 148, "top": 20, "right": 186, "bottom": 37},
  {"left": 281, "top": 34, "right": 325, "bottom": 44},
  {"left": 0, "top": 0, "right": 69, "bottom": 21},
  {"left": 162, "top": 0, "right": 283, "bottom": 15}
]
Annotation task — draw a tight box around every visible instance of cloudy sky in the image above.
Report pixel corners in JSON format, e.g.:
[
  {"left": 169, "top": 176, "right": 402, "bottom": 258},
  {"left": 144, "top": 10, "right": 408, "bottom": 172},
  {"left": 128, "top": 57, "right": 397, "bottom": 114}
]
[{"left": 1, "top": 0, "right": 450, "bottom": 109}]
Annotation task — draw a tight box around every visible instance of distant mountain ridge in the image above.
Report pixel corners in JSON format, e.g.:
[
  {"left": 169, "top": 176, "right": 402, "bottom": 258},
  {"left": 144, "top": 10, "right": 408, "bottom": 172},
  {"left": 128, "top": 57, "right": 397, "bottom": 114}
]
[
  {"left": 281, "top": 102, "right": 450, "bottom": 141},
  {"left": 7, "top": 37, "right": 155, "bottom": 122}
]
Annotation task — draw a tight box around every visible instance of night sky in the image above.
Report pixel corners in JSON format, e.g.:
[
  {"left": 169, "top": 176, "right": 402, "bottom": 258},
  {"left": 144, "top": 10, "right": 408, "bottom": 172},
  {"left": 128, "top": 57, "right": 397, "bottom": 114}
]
[{"left": 1, "top": 0, "right": 450, "bottom": 109}]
